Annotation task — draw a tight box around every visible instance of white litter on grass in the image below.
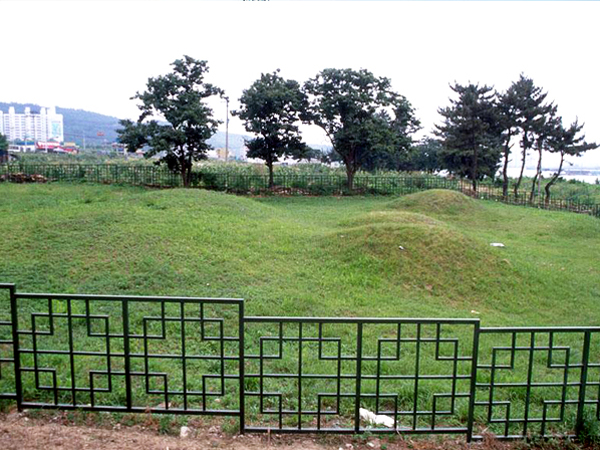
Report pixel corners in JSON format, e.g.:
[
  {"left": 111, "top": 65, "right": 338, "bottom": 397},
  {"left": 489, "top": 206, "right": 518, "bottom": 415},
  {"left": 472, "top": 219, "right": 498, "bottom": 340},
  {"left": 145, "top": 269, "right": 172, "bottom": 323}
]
[
  {"left": 359, "top": 408, "right": 394, "bottom": 428},
  {"left": 180, "top": 426, "right": 191, "bottom": 438},
  {"left": 398, "top": 245, "right": 405, "bottom": 251},
  {"left": 490, "top": 243, "right": 505, "bottom": 247}
]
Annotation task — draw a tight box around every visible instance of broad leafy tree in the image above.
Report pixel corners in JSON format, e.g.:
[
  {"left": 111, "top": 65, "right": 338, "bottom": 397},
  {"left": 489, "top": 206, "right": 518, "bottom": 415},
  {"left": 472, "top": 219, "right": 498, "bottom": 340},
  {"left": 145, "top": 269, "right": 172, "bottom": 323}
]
[
  {"left": 435, "top": 83, "right": 503, "bottom": 191},
  {"left": 234, "top": 70, "right": 309, "bottom": 187},
  {"left": 117, "top": 56, "right": 223, "bottom": 187},
  {"left": 410, "top": 137, "right": 443, "bottom": 173},
  {"left": 304, "top": 68, "right": 419, "bottom": 189},
  {"left": 544, "top": 118, "right": 598, "bottom": 201}
]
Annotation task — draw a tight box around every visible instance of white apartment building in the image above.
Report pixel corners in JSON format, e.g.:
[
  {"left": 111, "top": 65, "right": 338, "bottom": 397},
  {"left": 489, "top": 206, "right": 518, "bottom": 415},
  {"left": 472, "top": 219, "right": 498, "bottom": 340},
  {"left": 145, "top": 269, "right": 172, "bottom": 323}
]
[{"left": 0, "top": 106, "right": 64, "bottom": 142}]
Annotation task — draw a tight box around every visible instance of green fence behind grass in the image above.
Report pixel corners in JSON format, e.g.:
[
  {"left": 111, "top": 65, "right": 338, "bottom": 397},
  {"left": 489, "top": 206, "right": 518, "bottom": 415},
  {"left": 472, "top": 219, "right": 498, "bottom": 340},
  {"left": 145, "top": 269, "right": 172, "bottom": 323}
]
[{"left": 1, "top": 164, "right": 599, "bottom": 218}]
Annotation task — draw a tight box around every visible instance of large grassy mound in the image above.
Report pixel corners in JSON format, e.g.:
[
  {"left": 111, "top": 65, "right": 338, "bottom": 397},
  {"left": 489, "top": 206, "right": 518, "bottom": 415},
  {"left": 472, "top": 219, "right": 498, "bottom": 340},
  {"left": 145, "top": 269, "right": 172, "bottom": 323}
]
[
  {"left": 388, "top": 189, "right": 480, "bottom": 215},
  {"left": 332, "top": 209, "right": 514, "bottom": 306},
  {"left": 0, "top": 183, "right": 598, "bottom": 325}
]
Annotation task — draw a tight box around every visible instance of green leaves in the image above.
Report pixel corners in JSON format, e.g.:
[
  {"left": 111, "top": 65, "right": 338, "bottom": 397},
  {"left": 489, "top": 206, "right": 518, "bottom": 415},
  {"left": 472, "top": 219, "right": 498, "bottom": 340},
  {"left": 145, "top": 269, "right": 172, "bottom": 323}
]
[
  {"left": 117, "top": 56, "right": 223, "bottom": 186},
  {"left": 234, "top": 71, "right": 309, "bottom": 186},
  {"left": 435, "top": 83, "right": 503, "bottom": 189},
  {"left": 304, "top": 68, "right": 419, "bottom": 188}
]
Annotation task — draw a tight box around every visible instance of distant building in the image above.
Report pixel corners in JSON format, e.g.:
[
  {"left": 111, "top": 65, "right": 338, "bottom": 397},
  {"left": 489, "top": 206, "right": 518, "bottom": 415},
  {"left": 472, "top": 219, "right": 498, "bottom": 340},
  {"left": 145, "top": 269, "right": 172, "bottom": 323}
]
[{"left": 0, "top": 106, "right": 64, "bottom": 143}]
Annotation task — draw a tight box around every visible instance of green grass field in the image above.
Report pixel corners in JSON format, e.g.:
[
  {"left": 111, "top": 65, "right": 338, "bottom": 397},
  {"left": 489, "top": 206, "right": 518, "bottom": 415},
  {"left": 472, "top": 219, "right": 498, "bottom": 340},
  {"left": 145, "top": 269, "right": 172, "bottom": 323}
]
[
  {"left": 0, "top": 184, "right": 598, "bottom": 436},
  {"left": 1, "top": 184, "right": 597, "bottom": 325}
]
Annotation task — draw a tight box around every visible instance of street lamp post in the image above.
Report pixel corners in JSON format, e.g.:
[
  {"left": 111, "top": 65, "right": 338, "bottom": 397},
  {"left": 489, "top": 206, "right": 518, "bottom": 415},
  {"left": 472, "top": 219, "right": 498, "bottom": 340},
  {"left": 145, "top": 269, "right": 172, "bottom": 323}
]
[{"left": 224, "top": 96, "right": 230, "bottom": 162}]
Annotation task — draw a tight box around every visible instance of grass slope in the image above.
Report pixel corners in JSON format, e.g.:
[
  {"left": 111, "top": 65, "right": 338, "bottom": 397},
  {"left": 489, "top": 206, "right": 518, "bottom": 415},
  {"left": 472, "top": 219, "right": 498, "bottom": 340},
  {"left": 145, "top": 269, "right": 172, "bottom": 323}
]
[{"left": 0, "top": 185, "right": 598, "bottom": 326}]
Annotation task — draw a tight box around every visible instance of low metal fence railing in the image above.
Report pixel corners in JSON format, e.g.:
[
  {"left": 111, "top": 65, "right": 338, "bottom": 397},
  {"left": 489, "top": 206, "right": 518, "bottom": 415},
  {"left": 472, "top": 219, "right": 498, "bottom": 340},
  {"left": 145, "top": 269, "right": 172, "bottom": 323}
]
[{"left": 1, "top": 283, "right": 598, "bottom": 441}]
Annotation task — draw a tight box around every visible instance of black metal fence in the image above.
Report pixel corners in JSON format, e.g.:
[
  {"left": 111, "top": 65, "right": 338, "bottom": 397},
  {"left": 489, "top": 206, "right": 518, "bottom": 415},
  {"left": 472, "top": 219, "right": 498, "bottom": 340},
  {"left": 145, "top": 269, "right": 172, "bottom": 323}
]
[
  {"left": 1, "top": 163, "right": 599, "bottom": 218},
  {"left": 1, "top": 283, "right": 598, "bottom": 441}
]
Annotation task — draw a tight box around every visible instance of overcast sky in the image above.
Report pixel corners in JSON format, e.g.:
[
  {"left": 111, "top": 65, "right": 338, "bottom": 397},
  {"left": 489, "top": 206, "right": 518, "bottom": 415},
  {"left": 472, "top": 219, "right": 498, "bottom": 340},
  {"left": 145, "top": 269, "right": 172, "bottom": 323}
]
[{"left": 1, "top": 1, "right": 599, "bottom": 167}]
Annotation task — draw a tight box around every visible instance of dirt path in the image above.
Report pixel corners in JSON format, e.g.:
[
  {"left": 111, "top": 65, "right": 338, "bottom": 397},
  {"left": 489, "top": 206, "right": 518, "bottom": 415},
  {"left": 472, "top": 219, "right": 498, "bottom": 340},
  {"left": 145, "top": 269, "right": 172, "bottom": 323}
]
[{"left": 0, "top": 412, "right": 521, "bottom": 450}]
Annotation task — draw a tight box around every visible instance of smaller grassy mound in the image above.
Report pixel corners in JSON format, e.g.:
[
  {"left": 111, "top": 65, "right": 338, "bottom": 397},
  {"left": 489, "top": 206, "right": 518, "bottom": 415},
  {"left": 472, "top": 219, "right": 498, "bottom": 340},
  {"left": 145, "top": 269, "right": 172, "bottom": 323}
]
[
  {"left": 326, "top": 209, "right": 519, "bottom": 312},
  {"left": 388, "top": 189, "right": 480, "bottom": 215}
]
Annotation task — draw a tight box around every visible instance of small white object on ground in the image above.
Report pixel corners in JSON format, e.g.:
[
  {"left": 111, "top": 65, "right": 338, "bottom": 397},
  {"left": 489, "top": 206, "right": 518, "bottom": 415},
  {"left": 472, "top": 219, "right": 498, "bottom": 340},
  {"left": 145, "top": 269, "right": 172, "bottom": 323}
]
[
  {"left": 359, "top": 407, "right": 394, "bottom": 428},
  {"left": 180, "top": 426, "right": 191, "bottom": 438},
  {"left": 490, "top": 243, "right": 505, "bottom": 247},
  {"left": 398, "top": 245, "right": 405, "bottom": 250}
]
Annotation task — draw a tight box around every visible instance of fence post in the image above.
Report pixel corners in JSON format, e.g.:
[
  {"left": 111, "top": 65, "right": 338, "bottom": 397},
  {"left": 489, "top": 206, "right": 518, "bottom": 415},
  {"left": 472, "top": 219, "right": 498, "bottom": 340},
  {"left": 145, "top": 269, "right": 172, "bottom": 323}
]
[
  {"left": 575, "top": 331, "right": 591, "bottom": 436},
  {"left": 466, "top": 320, "right": 480, "bottom": 442},
  {"left": 354, "top": 323, "right": 363, "bottom": 433},
  {"left": 122, "top": 300, "right": 132, "bottom": 410},
  {"left": 239, "top": 301, "right": 245, "bottom": 433},
  {"left": 8, "top": 283, "right": 22, "bottom": 411}
]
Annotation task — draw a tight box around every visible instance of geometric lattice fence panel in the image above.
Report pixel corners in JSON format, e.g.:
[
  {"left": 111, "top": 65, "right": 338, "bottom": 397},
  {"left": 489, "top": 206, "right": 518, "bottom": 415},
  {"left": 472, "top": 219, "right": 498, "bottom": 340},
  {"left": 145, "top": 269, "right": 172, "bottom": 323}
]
[
  {"left": 11, "top": 291, "right": 243, "bottom": 417},
  {"left": 243, "top": 317, "right": 479, "bottom": 436},
  {"left": 474, "top": 327, "right": 600, "bottom": 439},
  {"left": 0, "top": 284, "right": 17, "bottom": 400}
]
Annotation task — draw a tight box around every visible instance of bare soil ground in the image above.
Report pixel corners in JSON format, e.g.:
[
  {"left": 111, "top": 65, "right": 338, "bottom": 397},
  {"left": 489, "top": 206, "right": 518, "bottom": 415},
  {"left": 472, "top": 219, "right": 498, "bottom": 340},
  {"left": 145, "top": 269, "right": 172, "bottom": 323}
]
[
  {"left": 0, "top": 410, "right": 505, "bottom": 450},
  {"left": 0, "top": 410, "right": 588, "bottom": 450}
]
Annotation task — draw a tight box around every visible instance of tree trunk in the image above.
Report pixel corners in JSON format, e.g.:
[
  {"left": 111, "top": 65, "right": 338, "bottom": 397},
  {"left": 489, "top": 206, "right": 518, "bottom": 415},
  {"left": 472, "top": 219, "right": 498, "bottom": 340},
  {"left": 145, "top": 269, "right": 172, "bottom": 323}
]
[
  {"left": 266, "top": 160, "right": 274, "bottom": 188},
  {"left": 471, "top": 142, "right": 478, "bottom": 192},
  {"left": 514, "top": 148, "right": 527, "bottom": 200},
  {"left": 544, "top": 151, "right": 565, "bottom": 204},
  {"left": 501, "top": 131, "right": 512, "bottom": 198},
  {"left": 346, "top": 164, "right": 355, "bottom": 191},
  {"left": 181, "top": 164, "right": 188, "bottom": 188},
  {"left": 529, "top": 146, "right": 542, "bottom": 203}
]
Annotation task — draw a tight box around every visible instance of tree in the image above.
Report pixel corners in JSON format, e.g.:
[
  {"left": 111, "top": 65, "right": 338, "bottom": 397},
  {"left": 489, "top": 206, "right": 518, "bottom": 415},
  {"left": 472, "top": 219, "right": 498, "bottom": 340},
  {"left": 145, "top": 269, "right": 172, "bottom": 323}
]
[
  {"left": 304, "top": 68, "right": 419, "bottom": 189},
  {"left": 234, "top": 71, "right": 309, "bottom": 187},
  {"left": 544, "top": 118, "right": 598, "bottom": 201},
  {"left": 497, "top": 85, "right": 520, "bottom": 197},
  {"left": 117, "top": 56, "right": 223, "bottom": 187},
  {"left": 505, "top": 75, "right": 555, "bottom": 200},
  {"left": 435, "top": 83, "right": 503, "bottom": 191},
  {"left": 528, "top": 109, "right": 558, "bottom": 202},
  {"left": 0, "top": 133, "right": 8, "bottom": 164},
  {"left": 0, "top": 133, "right": 7, "bottom": 152},
  {"left": 410, "top": 137, "right": 443, "bottom": 173}
]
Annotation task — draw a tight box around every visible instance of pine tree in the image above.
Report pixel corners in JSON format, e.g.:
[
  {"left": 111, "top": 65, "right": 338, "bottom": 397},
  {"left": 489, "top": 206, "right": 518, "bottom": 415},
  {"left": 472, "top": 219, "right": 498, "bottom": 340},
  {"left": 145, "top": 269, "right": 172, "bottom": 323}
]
[{"left": 435, "top": 83, "right": 502, "bottom": 191}]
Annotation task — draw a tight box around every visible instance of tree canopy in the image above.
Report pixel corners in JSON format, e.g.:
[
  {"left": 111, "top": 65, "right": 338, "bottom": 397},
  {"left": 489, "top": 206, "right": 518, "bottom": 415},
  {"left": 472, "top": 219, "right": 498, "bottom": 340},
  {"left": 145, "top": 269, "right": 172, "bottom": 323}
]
[
  {"left": 117, "top": 56, "right": 223, "bottom": 186},
  {"left": 435, "top": 83, "right": 502, "bottom": 191},
  {"left": 234, "top": 70, "right": 309, "bottom": 187},
  {"left": 304, "top": 68, "right": 419, "bottom": 189},
  {"left": 544, "top": 118, "right": 598, "bottom": 200}
]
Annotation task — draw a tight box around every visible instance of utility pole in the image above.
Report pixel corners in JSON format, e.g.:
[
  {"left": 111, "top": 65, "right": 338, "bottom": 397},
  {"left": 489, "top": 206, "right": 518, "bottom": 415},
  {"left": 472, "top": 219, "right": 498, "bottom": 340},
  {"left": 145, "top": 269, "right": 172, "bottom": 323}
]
[{"left": 225, "top": 96, "right": 230, "bottom": 162}]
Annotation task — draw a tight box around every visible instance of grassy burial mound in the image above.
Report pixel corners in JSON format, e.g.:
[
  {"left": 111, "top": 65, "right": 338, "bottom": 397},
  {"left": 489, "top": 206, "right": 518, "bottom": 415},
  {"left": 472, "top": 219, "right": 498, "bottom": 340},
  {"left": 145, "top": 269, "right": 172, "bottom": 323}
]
[{"left": 0, "top": 184, "right": 598, "bottom": 324}]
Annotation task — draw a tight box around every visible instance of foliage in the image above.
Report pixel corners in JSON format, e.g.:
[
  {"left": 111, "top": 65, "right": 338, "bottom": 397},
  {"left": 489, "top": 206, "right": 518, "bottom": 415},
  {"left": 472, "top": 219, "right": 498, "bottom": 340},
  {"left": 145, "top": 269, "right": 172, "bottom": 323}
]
[
  {"left": 435, "top": 83, "right": 503, "bottom": 190},
  {"left": 234, "top": 70, "right": 309, "bottom": 187},
  {"left": 503, "top": 75, "right": 555, "bottom": 199},
  {"left": 0, "top": 134, "right": 8, "bottom": 153},
  {"left": 304, "top": 68, "right": 419, "bottom": 189},
  {"left": 0, "top": 134, "right": 7, "bottom": 164},
  {"left": 544, "top": 118, "right": 598, "bottom": 200},
  {"left": 117, "top": 56, "right": 223, "bottom": 186}
]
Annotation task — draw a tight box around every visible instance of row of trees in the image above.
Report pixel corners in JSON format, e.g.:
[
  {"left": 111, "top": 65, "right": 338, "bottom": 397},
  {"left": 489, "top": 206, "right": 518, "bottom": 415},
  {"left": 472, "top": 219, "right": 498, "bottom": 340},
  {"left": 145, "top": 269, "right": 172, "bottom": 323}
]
[
  {"left": 435, "top": 76, "right": 597, "bottom": 200},
  {"left": 118, "top": 57, "right": 597, "bottom": 199},
  {"left": 118, "top": 56, "right": 420, "bottom": 189}
]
